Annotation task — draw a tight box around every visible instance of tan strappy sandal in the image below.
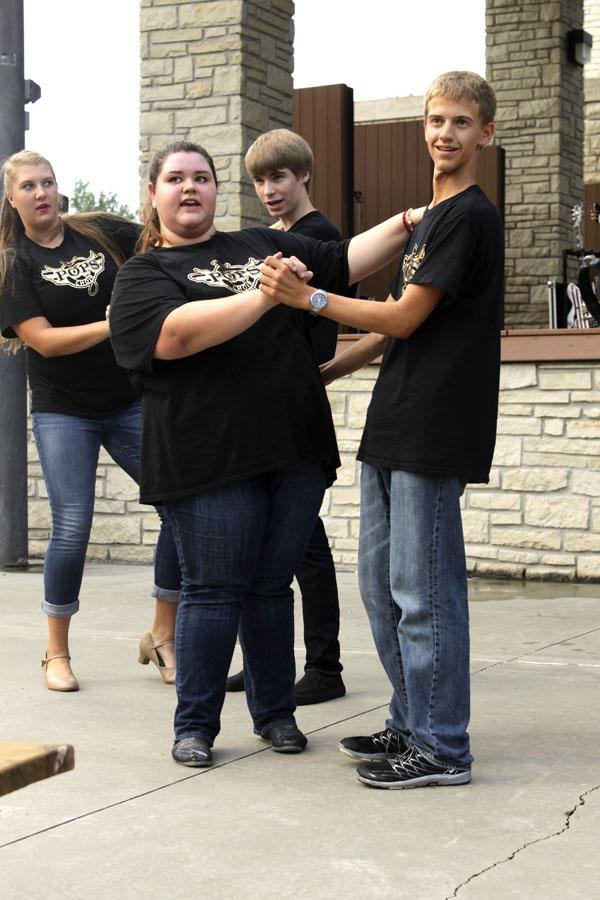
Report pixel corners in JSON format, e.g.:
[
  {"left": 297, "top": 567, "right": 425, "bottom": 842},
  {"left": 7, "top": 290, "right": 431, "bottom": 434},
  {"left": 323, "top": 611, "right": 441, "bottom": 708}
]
[{"left": 42, "top": 653, "right": 79, "bottom": 692}]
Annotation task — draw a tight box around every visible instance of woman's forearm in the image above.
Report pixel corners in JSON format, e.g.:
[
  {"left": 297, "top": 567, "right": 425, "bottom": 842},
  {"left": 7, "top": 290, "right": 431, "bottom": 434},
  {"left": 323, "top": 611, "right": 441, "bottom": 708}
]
[
  {"left": 14, "top": 317, "right": 110, "bottom": 357},
  {"left": 347, "top": 206, "right": 426, "bottom": 283},
  {"left": 154, "top": 289, "right": 276, "bottom": 359}
]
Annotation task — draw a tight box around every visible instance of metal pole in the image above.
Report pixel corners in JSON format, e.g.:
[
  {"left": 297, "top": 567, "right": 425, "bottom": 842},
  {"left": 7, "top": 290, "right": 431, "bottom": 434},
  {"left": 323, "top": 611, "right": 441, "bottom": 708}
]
[{"left": 0, "top": 0, "right": 28, "bottom": 568}]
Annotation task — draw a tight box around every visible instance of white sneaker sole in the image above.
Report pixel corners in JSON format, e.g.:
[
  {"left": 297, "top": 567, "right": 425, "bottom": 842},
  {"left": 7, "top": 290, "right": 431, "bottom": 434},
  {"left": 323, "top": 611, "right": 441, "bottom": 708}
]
[{"left": 356, "top": 770, "right": 471, "bottom": 789}]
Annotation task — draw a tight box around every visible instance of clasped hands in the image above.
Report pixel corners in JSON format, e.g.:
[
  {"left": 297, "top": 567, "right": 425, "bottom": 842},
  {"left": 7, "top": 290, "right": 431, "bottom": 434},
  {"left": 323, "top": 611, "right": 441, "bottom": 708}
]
[{"left": 259, "top": 253, "right": 315, "bottom": 309}]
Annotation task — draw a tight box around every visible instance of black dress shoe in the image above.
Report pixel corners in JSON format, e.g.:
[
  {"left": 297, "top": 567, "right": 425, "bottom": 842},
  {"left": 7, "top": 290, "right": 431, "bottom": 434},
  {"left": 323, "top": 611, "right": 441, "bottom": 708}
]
[
  {"left": 294, "top": 669, "right": 346, "bottom": 705},
  {"left": 172, "top": 737, "right": 213, "bottom": 767},
  {"left": 259, "top": 721, "right": 307, "bottom": 753},
  {"left": 226, "top": 669, "right": 245, "bottom": 692}
]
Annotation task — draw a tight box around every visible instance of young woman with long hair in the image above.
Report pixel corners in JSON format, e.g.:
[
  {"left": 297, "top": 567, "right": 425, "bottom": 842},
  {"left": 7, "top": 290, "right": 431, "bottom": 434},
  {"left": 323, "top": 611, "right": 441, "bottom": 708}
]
[{"left": 0, "top": 150, "right": 181, "bottom": 692}]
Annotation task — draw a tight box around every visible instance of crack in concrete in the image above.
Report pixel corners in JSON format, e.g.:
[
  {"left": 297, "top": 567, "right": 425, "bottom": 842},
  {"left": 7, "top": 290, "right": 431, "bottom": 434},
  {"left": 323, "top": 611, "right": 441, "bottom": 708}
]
[
  {"left": 446, "top": 784, "right": 600, "bottom": 899},
  {"left": 470, "top": 624, "right": 600, "bottom": 675}
]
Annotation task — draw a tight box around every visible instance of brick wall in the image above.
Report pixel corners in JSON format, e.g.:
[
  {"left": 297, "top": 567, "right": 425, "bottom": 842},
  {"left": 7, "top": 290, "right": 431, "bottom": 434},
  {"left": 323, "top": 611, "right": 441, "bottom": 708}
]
[{"left": 27, "top": 359, "right": 600, "bottom": 581}]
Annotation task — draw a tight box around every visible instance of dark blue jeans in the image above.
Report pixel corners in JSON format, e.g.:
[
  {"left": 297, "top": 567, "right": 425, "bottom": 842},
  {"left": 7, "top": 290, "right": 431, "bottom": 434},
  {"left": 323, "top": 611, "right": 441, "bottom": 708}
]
[
  {"left": 32, "top": 402, "right": 180, "bottom": 616},
  {"left": 164, "top": 461, "right": 328, "bottom": 745}
]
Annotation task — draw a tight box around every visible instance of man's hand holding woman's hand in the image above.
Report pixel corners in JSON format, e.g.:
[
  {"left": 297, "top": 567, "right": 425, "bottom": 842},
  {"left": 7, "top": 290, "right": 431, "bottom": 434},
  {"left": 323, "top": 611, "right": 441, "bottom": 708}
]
[{"left": 259, "top": 254, "right": 313, "bottom": 308}]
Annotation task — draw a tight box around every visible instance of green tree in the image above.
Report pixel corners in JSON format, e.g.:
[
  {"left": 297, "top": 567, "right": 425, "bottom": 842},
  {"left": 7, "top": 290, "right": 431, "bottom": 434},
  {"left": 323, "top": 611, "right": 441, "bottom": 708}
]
[{"left": 69, "top": 179, "right": 136, "bottom": 220}]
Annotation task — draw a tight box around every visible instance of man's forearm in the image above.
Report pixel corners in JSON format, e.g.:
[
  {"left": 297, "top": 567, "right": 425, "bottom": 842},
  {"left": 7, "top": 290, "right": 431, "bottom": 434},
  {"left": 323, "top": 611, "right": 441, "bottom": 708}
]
[{"left": 320, "top": 331, "right": 386, "bottom": 384}]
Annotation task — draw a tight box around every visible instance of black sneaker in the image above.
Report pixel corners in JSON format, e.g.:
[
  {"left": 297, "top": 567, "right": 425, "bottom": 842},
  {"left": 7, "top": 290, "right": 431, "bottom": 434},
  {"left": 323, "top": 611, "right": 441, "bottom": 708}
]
[
  {"left": 339, "top": 727, "right": 406, "bottom": 761},
  {"left": 356, "top": 746, "right": 471, "bottom": 790},
  {"left": 226, "top": 669, "right": 245, "bottom": 692},
  {"left": 294, "top": 669, "right": 346, "bottom": 705},
  {"left": 259, "top": 721, "right": 308, "bottom": 753}
]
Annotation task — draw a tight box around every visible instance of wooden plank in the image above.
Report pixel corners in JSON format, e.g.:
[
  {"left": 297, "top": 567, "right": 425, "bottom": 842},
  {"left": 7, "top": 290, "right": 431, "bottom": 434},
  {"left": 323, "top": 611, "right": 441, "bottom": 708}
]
[
  {"left": 0, "top": 742, "right": 75, "bottom": 797},
  {"left": 500, "top": 327, "right": 600, "bottom": 361},
  {"left": 336, "top": 329, "right": 600, "bottom": 362}
]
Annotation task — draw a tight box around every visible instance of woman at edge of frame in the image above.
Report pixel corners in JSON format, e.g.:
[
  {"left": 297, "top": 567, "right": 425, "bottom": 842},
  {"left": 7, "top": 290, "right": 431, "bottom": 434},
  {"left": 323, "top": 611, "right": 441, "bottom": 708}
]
[
  {"left": 108, "top": 139, "right": 424, "bottom": 767},
  {"left": 0, "top": 150, "right": 181, "bottom": 693}
]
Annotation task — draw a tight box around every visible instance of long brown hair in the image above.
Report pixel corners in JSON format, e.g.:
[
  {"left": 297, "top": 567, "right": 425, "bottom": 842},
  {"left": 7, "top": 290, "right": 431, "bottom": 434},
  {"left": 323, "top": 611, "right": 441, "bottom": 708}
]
[
  {"left": 137, "top": 141, "right": 219, "bottom": 252},
  {"left": 0, "top": 151, "right": 132, "bottom": 351}
]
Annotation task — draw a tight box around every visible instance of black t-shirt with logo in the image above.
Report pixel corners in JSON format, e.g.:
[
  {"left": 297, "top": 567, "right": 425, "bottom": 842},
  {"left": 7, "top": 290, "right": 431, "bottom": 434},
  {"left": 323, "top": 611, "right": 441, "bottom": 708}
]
[
  {"left": 0, "top": 216, "right": 140, "bottom": 417},
  {"left": 358, "top": 185, "right": 504, "bottom": 484},
  {"left": 109, "top": 227, "right": 350, "bottom": 503},
  {"left": 289, "top": 211, "right": 342, "bottom": 365}
]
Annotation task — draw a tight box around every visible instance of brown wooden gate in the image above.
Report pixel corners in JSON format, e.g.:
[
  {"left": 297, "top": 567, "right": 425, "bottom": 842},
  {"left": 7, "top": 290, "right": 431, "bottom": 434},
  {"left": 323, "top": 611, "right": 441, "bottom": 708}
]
[
  {"left": 293, "top": 84, "right": 354, "bottom": 238},
  {"left": 584, "top": 183, "right": 600, "bottom": 250},
  {"left": 354, "top": 120, "right": 432, "bottom": 299},
  {"left": 354, "top": 127, "right": 505, "bottom": 300}
]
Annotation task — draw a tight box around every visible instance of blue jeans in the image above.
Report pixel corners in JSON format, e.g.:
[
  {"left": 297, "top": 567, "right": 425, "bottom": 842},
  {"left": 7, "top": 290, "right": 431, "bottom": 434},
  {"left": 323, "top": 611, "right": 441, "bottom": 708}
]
[
  {"left": 164, "top": 461, "right": 328, "bottom": 745},
  {"left": 32, "top": 402, "right": 180, "bottom": 617},
  {"left": 358, "top": 463, "right": 472, "bottom": 767}
]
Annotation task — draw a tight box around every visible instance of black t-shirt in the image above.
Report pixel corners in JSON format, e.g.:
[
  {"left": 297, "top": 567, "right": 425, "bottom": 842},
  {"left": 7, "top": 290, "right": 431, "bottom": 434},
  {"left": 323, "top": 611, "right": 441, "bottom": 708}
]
[
  {"left": 289, "top": 211, "right": 342, "bottom": 365},
  {"left": 0, "top": 216, "right": 140, "bottom": 417},
  {"left": 358, "top": 185, "right": 504, "bottom": 484},
  {"left": 109, "top": 227, "right": 350, "bottom": 503}
]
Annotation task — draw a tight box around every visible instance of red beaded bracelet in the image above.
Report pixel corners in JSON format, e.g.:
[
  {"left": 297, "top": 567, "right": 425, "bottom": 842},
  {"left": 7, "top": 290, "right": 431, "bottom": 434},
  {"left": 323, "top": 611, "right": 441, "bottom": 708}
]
[{"left": 402, "top": 208, "right": 415, "bottom": 233}]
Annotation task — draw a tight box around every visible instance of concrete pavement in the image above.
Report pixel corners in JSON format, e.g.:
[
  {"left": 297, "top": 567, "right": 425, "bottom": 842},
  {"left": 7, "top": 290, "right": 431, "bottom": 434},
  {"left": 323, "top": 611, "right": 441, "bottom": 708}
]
[{"left": 1, "top": 564, "right": 599, "bottom": 899}]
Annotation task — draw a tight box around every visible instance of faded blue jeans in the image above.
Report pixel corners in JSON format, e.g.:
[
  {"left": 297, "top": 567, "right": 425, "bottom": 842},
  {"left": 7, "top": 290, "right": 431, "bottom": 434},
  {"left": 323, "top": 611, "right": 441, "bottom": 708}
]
[
  {"left": 358, "top": 463, "right": 472, "bottom": 768},
  {"left": 32, "top": 401, "right": 180, "bottom": 617},
  {"left": 164, "top": 461, "right": 328, "bottom": 745}
]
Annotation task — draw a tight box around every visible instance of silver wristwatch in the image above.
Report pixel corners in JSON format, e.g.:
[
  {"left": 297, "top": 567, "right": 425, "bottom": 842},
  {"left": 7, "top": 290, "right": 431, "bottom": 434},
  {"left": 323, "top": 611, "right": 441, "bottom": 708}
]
[{"left": 309, "top": 289, "right": 328, "bottom": 316}]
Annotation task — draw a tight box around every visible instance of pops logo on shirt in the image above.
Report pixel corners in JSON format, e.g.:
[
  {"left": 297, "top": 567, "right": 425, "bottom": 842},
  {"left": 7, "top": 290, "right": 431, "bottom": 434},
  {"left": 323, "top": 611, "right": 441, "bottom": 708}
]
[
  {"left": 40, "top": 250, "right": 106, "bottom": 297},
  {"left": 187, "top": 257, "right": 263, "bottom": 293},
  {"left": 401, "top": 243, "right": 427, "bottom": 295}
]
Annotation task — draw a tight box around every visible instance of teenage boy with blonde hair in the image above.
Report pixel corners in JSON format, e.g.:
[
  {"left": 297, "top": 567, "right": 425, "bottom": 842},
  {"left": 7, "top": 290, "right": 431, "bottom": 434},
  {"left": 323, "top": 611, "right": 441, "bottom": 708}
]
[
  {"left": 226, "top": 129, "right": 346, "bottom": 705},
  {"left": 259, "top": 72, "right": 504, "bottom": 788}
]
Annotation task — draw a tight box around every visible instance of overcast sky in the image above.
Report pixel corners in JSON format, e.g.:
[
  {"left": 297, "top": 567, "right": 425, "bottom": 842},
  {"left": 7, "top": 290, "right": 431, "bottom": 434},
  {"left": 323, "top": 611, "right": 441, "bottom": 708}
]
[{"left": 23, "top": 0, "right": 485, "bottom": 212}]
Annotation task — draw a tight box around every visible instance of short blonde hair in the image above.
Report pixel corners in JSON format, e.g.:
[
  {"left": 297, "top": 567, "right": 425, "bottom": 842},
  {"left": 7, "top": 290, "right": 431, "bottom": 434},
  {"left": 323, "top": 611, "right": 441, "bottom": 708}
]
[
  {"left": 245, "top": 129, "right": 313, "bottom": 190},
  {"left": 424, "top": 71, "right": 496, "bottom": 125}
]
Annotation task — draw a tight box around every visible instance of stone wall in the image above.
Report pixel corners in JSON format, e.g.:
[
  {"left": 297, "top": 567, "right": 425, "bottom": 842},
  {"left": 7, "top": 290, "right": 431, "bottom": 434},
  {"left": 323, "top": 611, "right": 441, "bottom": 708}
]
[
  {"left": 26, "top": 359, "right": 600, "bottom": 581},
  {"left": 139, "top": 0, "right": 294, "bottom": 229},
  {"left": 486, "top": 0, "right": 585, "bottom": 328},
  {"left": 321, "top": 359, "right": 600, "bottom": 581}
]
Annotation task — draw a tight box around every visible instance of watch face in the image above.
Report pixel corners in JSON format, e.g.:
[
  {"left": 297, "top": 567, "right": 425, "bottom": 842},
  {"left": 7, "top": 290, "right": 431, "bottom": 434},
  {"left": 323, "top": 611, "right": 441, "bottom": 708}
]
[{"left": 310, "top": 290, "right": 328, "bottom": 313}]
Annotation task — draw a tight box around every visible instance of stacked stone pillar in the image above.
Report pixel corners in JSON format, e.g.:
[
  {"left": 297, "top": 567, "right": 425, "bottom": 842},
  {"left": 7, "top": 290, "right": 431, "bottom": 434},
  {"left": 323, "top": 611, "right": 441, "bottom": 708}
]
[
  {"left": 487, "top": 0, "right": 585, "bottom": 327},
  {"left": 139, "top": 0, "right": 294, "bottom": 229}
]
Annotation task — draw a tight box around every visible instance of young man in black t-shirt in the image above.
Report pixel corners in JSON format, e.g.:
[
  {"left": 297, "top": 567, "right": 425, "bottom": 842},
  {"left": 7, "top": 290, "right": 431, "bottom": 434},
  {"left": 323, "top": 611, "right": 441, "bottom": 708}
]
[
  {"left": 225, "top": 129, "right": 346, "bottom": 706},
  {"left": 260, "top": 73, "right": 504, "bottom": 788}
]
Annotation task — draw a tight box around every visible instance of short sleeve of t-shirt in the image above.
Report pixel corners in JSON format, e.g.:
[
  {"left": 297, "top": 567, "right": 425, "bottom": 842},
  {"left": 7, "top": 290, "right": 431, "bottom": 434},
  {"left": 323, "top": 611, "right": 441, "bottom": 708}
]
[
  {"left": 391, "top": 205, "right": 482, "bottom": 309},
  {"left": 110, "top": 254, "right": 187, "bottom": 373},
  {"left": 0, "top": 254, "right": 45, "bottom": 337}
]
